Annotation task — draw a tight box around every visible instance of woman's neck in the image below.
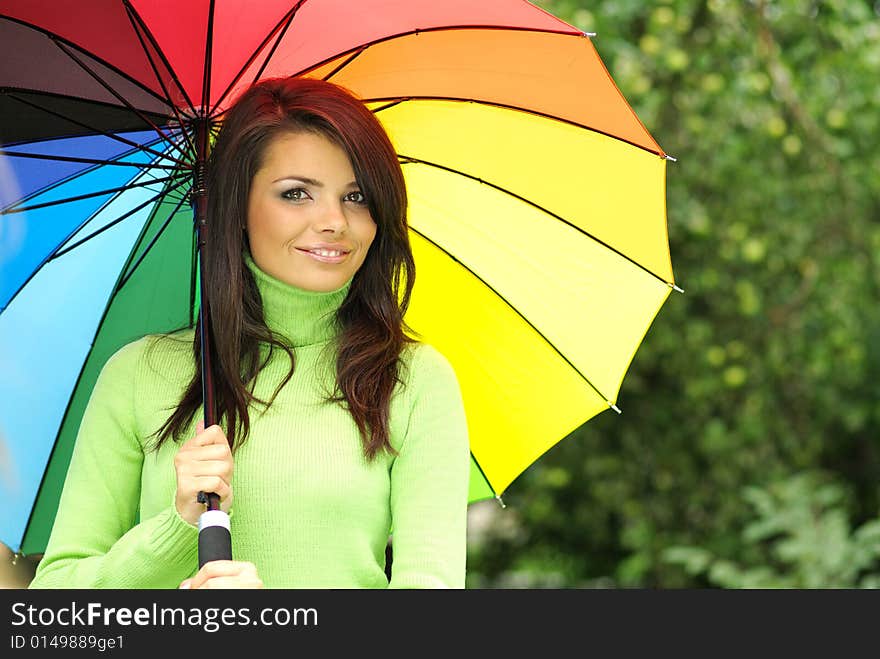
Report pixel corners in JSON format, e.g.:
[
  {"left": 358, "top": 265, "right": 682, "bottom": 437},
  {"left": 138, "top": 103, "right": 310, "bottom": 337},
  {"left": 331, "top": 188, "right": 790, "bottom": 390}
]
[{"left": 243, "top": 249, "right": 353, "bottom": 347}]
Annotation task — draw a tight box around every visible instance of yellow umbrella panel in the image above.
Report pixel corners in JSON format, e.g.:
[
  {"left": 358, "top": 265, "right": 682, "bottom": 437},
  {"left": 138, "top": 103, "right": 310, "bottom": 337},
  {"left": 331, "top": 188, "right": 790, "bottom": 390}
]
[{"left": 380, "top": 101, "right": 675, "bottom": 501}]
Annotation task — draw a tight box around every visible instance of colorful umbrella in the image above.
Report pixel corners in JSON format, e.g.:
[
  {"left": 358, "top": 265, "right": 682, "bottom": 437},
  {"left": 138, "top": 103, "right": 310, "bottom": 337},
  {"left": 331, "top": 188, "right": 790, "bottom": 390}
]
[{"left": 0, "top": 0, "right": 679, "bottom": 557}]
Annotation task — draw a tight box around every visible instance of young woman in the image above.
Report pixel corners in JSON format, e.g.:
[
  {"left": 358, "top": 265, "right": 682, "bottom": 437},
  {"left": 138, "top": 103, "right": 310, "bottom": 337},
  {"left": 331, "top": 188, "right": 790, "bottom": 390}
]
[{"left": 29, "top": 77, "right": 470, "bottom": 589}]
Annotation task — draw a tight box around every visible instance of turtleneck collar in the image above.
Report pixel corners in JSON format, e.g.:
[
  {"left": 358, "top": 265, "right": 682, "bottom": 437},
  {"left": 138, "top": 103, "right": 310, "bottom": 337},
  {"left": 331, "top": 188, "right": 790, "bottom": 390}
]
[{"left": 243, "top": 249, "right": 353, "bottom": 347}]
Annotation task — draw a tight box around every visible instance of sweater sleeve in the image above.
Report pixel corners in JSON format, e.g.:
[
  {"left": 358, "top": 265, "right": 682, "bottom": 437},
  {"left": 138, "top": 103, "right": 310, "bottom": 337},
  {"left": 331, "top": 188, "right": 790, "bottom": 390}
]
[
  {"left": 29, "top": 338, "right": 198, "bottom": 589},
  {"left": 388, "top": 343, "right": 470, "bottom": 589}
]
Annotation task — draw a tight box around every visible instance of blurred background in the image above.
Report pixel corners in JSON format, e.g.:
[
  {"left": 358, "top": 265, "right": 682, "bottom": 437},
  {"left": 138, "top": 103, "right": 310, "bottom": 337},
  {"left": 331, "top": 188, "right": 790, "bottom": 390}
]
[
  {"left": 3, "top": 0, "right": 879, "bottom": 588},
  {"left": 464, "top": 0, "right": 880, "bottom": 588}
]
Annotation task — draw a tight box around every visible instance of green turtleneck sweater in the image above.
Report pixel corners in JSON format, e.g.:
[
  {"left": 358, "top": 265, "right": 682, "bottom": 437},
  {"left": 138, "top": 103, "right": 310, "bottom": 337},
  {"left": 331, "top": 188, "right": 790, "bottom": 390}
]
[{"left": 29, "top": 253, "right": 470, "bottom": 589}]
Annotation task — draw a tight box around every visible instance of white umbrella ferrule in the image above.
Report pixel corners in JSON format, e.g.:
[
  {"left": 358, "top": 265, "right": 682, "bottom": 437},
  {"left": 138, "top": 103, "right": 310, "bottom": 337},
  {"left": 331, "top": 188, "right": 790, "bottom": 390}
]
[{"left": 198, "top": 509, "right": 231, "bottom": 533}]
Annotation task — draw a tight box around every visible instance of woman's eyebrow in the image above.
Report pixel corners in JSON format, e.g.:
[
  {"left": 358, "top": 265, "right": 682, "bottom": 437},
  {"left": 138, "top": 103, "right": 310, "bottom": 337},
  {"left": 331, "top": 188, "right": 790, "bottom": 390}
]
[{"left": 273, "top": 175, "right": 358, "bottom": 188}]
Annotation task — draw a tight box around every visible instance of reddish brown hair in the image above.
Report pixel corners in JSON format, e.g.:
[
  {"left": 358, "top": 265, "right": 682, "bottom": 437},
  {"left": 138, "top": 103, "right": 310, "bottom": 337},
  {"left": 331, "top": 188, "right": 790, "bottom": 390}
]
[{"left": 148, "top": 77, "right": 418, "bottom": 460}]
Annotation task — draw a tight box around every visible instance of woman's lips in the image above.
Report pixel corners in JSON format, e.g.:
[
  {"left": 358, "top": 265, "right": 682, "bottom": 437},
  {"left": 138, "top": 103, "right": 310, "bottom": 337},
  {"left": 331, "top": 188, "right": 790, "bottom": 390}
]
[{"left": 295, "top": 248, "right": 350, "bottom": 264}]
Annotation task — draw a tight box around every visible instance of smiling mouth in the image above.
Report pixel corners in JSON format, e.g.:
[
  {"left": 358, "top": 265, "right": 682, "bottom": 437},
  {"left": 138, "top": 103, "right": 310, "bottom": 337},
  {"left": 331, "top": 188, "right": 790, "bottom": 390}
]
[
  {"left": 295, "top": 248, "right": 351, "bottom": 263},
  {"left": 305, "top": 248, "right": 348, "bottom": 257}
]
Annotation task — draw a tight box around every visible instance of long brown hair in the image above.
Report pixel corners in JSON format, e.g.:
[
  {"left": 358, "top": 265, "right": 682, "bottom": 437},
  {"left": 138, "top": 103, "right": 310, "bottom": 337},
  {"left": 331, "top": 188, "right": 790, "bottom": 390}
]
[{"left": 148, "top": 77, "right": 418, "bottom": 460}]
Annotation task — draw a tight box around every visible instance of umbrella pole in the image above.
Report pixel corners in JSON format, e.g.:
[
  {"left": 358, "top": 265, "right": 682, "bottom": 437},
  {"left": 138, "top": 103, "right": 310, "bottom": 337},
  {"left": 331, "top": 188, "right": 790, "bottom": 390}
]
[
  {"left": 192, "top": 118, "right": 217, "bottom": 446},
  {"left": 192, "top": 117, "right": 232, "bottom": 567}
]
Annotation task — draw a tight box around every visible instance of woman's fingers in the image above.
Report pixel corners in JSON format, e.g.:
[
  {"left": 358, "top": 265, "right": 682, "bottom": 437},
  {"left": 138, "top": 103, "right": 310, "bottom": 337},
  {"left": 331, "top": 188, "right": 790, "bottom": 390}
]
[
  {"left": 184, "top": 457, "right": 234, "bottom": 477},
  {"left": 174, "top": 439, "right": 230, "bottom": 470},
  {"left": 183, "top": 561, "right": 263, "bottom": 590},
  {"left": 174, "top": 423, "right": 234, "bottom": 525},
  {"left": 196, "top": 576, "right": 264, "bottom": 589},
  {"left": 177, "top": 470, "right": 231, "bottom": 495},
  {"left": 174, "top": 459, "right": 232, "bottom": 483},
  {"left": 182, "top": 443, "right": 231, "bottom": 461},
  {"left": 189, "top": 477, "right": 230, "bottom": 498},
  {"left": 188, "top": 424, "right": 230, "bottom": 448}
]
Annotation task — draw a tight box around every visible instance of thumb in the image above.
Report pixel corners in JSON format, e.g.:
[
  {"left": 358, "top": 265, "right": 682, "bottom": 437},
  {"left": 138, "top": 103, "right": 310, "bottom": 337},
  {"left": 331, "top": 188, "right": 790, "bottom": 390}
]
[{"left": 179, "top": 579, "right": 192, "bottom": 590}]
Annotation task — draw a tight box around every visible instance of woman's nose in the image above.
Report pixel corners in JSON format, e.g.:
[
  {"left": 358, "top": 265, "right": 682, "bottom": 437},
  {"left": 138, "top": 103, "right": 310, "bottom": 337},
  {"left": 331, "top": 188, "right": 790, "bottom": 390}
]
[{"left": 315, "top": 200, "right": 348, "bottom": 232}]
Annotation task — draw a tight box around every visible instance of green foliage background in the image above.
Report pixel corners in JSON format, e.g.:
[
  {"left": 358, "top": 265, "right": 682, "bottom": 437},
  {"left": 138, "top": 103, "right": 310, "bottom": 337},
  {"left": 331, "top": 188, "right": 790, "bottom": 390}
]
[{"left": 465, "top": 0, "right": 880, "bottom": 588}]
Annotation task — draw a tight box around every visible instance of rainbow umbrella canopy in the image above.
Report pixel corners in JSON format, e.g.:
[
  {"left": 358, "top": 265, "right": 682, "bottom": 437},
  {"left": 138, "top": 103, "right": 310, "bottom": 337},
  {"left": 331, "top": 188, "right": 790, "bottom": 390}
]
[{"left": 0, "top": 0, "right": 678, "bottom": 556}]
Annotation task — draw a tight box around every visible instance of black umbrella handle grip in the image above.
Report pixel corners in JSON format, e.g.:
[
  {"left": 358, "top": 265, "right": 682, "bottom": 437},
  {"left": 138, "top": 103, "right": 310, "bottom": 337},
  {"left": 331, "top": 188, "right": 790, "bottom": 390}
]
[{"left": 197, "top": 510, "right": 232, "bottom": 568}]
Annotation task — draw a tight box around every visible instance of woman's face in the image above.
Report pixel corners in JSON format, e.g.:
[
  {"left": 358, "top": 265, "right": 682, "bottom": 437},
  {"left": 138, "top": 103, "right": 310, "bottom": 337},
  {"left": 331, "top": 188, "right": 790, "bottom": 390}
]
[{"left": 246, "top": 130, "right": 377, "bottom": 292}]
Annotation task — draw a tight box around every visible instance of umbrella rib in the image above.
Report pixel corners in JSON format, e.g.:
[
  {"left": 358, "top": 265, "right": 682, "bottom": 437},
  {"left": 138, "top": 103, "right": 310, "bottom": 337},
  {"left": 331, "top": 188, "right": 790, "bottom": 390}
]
[
  {"left": 201, "top": 0, "right": 216, "bottom": 114},
  {"left": 368, "top": 99, "right": 406, "bottom": 114},
  {"left": 123, "top": 3, "right": 197, "bottom": 157},
  {"left": 153, "top": 138, "right": 192, "bottom": 188},
  {"left": 289, "top": 24, "right": 581, "bottom": 81},
  {"left": 160, "top": 190, "right": 188, "bottom": 205},
  {"left": 115, "top": 191, "right": 190, "bottom": 293},
  {"left": 470, "top": 454, "right": 500, "bottom": 502},
  {"left": 190, "top": 219, "right": 198, "bottom": 328},
  {"left": 399, "top": 156, "right": 676, "bottom": 290},
  {"left": 3, "top": 91, "right": 187, "bottom": 165},
  {"left": 50, "top": 179, "right": 189, "bottom": 262},
  {"left": 49, "top": 37, "right": 187, "bottom": 162},
  {"left": 1, "top": 174, "right": 181, "bottom": 215},
  {"left": 211, "top": 1, "right": 306, "bottom": 114},
  {"left": 406, "top": 223, "right": 619, "bottom": 410},
  {"left": 150, "top": 128, "right": 193, "bottom": 186},
  {"left": 320, "top": 47, "right": 367, "bottom": 82},
  {"left": 121, "top": 0, "right": 199, "bottom": 116},
  {"left": 373, "top": 96, "right": 664, "bottom": 158},
  {"left": 0, "top": 149, "right": 177, "bottom": 171}
]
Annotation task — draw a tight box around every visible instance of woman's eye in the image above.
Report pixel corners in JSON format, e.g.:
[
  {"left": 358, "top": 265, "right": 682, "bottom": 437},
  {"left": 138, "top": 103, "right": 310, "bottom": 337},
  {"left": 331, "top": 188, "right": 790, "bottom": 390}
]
[
  {"left": 346, "top": 191, "right": 366, "bottom": 204},
  {"left": 281, "top": 188, "right": 308, "bottom": 201}
]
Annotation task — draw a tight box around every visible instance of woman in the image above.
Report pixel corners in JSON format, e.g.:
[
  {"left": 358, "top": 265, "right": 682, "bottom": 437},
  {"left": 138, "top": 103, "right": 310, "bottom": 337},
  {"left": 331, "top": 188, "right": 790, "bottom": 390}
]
[{"left": 29, "top": 77, "right": 470, "bottom": 589}]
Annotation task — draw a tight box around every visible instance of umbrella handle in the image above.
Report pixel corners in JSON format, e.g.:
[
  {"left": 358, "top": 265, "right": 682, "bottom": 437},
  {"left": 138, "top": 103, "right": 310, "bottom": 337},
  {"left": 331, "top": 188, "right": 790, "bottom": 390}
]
[
  {"left": 196, "top": 491, "right": 231, "bottom": 566},
  {"left": 197, "top": 509, "right": 232, "bottom": 568}
]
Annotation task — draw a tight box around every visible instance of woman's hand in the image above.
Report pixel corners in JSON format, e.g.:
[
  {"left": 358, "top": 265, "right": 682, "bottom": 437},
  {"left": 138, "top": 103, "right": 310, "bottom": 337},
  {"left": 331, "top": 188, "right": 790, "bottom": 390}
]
[
  {"left": 174, "top": 419, "right": 233, "bottom": 526},
  {"left": 179, "top": 561, "right": 263, "bottom": 589}
]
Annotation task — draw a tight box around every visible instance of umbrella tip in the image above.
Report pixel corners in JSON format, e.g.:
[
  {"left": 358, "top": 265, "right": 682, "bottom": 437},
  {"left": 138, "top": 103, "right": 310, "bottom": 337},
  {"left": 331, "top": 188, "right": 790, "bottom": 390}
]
[
  {"left": 582, "top": 31, "right": 597, "bottom": 38},
  {"left": 664, "top": 154, "right": 678, "bottom": 162},
  {"left": 495, "top": 495, "right": 507, "bottom": 509},
  {"left": 671, "top": 283, "right": 685, "bottom": 293},
  {"left": 608, "top": 402, "right": 622, "bottom": 414}
]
